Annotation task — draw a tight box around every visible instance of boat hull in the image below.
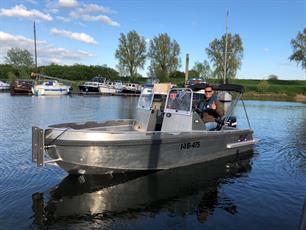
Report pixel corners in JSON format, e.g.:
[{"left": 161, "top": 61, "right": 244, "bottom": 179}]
[
  {"left": 44, "top": 121, "right": 255, "bottom": 174},
  {"left": 99, "top": 86, "right": 118, "bottom": 94},
  {"left": 32, "top": 86, "right": 70, "bottom": 96},
  {"left": 79, "top": 85, "right": 99, "bottom": 93}
]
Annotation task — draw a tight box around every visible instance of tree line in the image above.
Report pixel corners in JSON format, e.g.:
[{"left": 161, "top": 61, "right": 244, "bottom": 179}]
[{"left": 1, "top": 28, "right": 305, "bottom": 83}]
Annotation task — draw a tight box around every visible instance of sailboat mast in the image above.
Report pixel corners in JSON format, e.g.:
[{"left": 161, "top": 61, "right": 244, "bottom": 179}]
[
  {"left": 34, "top": 21, "right": 38, "bottom": 71},
  {"left": 223, "top": 11, "right": 229, "bottom": 84}
]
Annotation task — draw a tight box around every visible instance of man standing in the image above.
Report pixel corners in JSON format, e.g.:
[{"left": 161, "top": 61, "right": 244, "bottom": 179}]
[{"left": 197, "top": 85, "right": 224, "bottom": 130}]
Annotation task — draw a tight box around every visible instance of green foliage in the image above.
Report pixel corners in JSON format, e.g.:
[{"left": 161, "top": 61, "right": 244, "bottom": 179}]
[
  {"left": 289, "top": 28, "right": 306, "bottom": 70},
  {"left": 148, "top": 33, "right": 181, "bottom": 82},
  {"left": 8, "top": 71, "right": 17, "bottom": 84},
  {"left": 0, "top": 64, "right": 15, "bottom": 80},
  {"left": 115, "top": 30, "right": 146, "bottom": 79},
  {"left": 38, "top": 64, "right": 119, "bottom": 81},
  {"left": 169, "top": 70, "right": 185, "bottom": 79},
  {"left": 206, "top": 33, "right": 243, "bottom": 82},
  {"left": 188, "top": 70, "right": 199, "bottom": 78},
  {"left": 192, "top": 60, "right": 211, "bottom": 79},
  {"left": 257, "top": 80, "right": 270, "bottom": 92},
  {"left": 5, "top": 48, "right": 34, "bottom": 78}
]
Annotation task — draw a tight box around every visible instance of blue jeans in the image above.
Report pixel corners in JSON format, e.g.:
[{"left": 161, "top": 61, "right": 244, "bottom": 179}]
[{"left": 205, "top": 122, "right": 218, "bottom": 131}]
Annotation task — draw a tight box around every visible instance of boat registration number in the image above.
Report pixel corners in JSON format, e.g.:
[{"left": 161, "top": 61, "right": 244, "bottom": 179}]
[{"left": 180, "top": 141, "right": 200, "bottom": 150}]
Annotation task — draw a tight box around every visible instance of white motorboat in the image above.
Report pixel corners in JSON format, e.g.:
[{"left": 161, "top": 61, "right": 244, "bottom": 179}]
[
  {"left": 32, "top": 80, "right": 70, "bottom": 96},
  {"left": 79, "top": 76, "right": 106, "bottom": 93},
  {"left": 99, "top": 80, "right": 123, "bottom": 94},
  {"left": 0, "top": 80, "right": 10, "bottom": 90},
  {"left": 32, "top": 83, "right": 256, "bottom": 175},
  {"left": 122, "top": 82, "right": 142, "bottom": 94}
]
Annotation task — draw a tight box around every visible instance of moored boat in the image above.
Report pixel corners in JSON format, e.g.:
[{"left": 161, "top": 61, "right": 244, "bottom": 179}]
[
  {"left": 32, "top": 83, "right": 256, "bottom": 175},
  {"left": 121, "top": 82, "right": 142, "bottom": 94},
  {"left": 0, "top": 80, "right": 10, "bottom": 91},
  {"left": 10, "top": 79, "right": 33, "bottom": 95},
  {"left": 99, "top": 80, "right": 123, "bottom": 94},
  {"left": 32, "top": 80, "right": 71, "bottom": 96},
  {"left": 79, "top": 76, "right": 106, "bottom": 93}
]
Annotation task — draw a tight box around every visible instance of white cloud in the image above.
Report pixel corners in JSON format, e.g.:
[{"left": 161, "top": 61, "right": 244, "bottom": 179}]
[
  {"left": 56, "top": 16, "right": 71, "bottom": 22},
  {"left": 25, "top": 0, "right": 38, "bottom": 4},
  {"left": 50, "top": 28, "right": 98, "bottom": 45},
  {"left": 0, "top": 31, "right": 93, "bottom": 65},
  {"left": 58, "top": 0, "right": 79, "bottom": 8},
  {"left": 48, "top": 8, "right": 59, "bottom": 14},
  {"left": 70, "top": 13, "right": 119, "bottom": 27},
  {"left": 77, "top": 3, "right": 112, "bottom": 14},
  {"left": 0, "top": 5, "right": 52, "bottom": 21}
]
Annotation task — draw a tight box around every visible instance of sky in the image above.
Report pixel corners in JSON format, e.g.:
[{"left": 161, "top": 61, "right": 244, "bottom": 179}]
[{"left": 0, "top": 0, "right": 305, "bottom": 80}]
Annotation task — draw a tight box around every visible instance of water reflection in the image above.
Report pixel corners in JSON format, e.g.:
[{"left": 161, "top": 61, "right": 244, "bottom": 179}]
[{"left": 32, "top": 153, "right": 253, "bottom": 229}]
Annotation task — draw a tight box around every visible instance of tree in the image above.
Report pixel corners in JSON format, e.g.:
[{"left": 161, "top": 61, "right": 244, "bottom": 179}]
[
  {"left": 148, "top": 33, "right": 180, "bottom": 82},
  {"left": 4, "top": 48, "right": 34, "bottom": 78},
  {"left": 188, "top": 70, "right": 199, "bottom": 78},
  {"left": 193, "top": 60, "right": 211, "bottom": 79},
  {"left": 289, "top": 28, "right": 306, "bottom": 71},
  {"left": 115, "top": 30, "right": 146, "bottom": 79},
  {"left": 268, "top": 74, "right": 279, "bottom": 80},
  {"left": 206, "top": 33, "right": 243, "bottom": 82}
]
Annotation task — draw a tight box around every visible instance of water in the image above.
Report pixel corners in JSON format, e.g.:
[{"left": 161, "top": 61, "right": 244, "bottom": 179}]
[{"left": 0, "top": 93, "right": 305, "bottom": 230}]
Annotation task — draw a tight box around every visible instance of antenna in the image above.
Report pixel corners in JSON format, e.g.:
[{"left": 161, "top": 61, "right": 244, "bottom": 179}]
[
  {"left": 223, "top": 10, "right": 229, "bottom": 84},
  {"left": 33, "top": 21, "right": 38, "bottom": 71}
]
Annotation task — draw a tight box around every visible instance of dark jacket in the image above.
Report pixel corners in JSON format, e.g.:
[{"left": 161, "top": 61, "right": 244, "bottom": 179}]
[{"left": 197, "top": 95, "right": 224, "bottom": 123}]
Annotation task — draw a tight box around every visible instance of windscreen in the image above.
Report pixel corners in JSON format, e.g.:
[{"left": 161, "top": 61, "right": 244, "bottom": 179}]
[
  {"left": 165, "top": 88, "right": 192, "bottom": 112},
  {"left": 137, "top": 88, "right": 154, "bottom": 110}
]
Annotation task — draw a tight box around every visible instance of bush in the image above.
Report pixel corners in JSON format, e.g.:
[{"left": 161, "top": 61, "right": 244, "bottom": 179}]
[{"left": 257, "top": 80, "right": 270, "bottom": 92}]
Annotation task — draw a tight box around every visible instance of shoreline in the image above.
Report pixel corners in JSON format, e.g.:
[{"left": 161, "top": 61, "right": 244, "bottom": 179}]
[
  {"left": 243, "top": 92, "right": 306, "bottom": 102},
  {"left": 1, "top": 90, "right": 305, "bottom": 103}
]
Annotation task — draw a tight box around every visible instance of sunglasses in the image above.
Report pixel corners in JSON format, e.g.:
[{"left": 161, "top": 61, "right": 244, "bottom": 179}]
[{"left": 205, "top": 90, "right": 213, "bottom": 93}]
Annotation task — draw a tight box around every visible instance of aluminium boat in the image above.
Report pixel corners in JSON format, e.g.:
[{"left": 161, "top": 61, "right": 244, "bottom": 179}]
[{"left": 32, "top": 83, "right": 256, "bottom": 175}]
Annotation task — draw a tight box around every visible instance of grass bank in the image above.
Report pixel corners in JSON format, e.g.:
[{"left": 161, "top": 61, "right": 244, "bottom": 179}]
[
  {"left": 169, "top": 78, "right": 306, "bottom": 102},
  {"left": 230, "top": 79, "right": 306, "bottom": 102}
]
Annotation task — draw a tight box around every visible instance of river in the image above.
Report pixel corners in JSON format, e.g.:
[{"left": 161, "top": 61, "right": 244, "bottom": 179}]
[{"left": 0, "top": 93, "right": 305, "bottom": 230}]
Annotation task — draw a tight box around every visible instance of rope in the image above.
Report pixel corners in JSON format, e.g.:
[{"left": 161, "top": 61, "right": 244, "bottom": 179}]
[
  {"left": 241, "top": 98, "right": 251, "bottom": 129},
  {"left": 45, "top": 127, "right": 70, "bottom": 146}
]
